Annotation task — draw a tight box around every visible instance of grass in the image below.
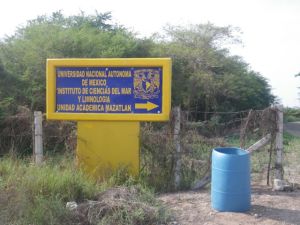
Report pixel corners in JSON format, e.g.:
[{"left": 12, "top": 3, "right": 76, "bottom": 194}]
[
  {"left": 0, "top": 155, "right": 98, "bottom": 225},
  {"left": 0, "top": 154, "right": 169, "bottom": 225},
  {"left": 2, "top": 131, "right": 298, "bottom": 225},
  {"left": 282, "top": 133, "right": 300, "bottom": 184}
]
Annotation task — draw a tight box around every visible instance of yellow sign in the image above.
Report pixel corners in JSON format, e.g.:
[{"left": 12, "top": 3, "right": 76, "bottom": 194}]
[
  {"left": 46, "top": 58, "right": 172, "bottom": 177},
  {"left": 46, "top": 58, "right": 172, "bottom": 121},
  {"left": 77, "top": 121, "right": 140, "bottom": 177}
]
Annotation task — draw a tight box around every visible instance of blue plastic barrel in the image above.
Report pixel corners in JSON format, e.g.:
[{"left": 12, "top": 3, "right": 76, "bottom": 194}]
[{"left": 211, "top": 147, "right": 251, "bottom": 212}]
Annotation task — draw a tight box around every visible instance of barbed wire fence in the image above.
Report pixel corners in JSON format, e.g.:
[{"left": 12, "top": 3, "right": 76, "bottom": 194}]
[
  {"left": 0, "top": 106, "right": 77, "bottom": 158},
  {"left": 142, "top": 105, "right": 283, "bottom": 191},
  {"left": 0, "top": 105, "right": 285, "bottom": 191}
]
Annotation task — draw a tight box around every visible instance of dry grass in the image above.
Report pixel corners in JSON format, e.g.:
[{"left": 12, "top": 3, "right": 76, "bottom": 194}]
[{"left": 0, "top": 156, "right": 169, "bottom": 225}]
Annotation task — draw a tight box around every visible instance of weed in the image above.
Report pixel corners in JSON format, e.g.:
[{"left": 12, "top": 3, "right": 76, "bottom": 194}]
[{"left": 0, "top": 156, "right": 169, "bottom": 225}]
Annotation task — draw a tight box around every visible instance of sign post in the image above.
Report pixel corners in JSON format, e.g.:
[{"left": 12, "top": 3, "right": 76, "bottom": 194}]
[{"left": 46, "top": 58, "right": 171, "bottom": 176}]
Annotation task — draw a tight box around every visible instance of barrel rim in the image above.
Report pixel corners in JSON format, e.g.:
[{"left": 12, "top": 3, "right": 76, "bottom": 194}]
[{"left": 213, "top": 147, "right": 249, "bottom": 157}]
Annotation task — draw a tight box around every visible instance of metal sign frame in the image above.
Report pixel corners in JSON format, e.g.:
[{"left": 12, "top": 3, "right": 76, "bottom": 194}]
[{"left": 46, "top": 58, "right": 171, "bottom": 121}]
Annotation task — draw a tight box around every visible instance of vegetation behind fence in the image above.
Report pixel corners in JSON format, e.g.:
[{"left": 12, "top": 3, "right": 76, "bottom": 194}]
[{"left": 0, "top": 105, "right": 284, "bottom": 192}]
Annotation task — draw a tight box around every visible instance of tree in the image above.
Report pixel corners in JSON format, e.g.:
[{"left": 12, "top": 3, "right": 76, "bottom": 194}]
[
  {"left": 0, "top": 11, "right": 152, "bottom": 112},
  {"left": 0, "top": 61, "right": 24, "bottom": 119},
  {"left": 0, "top": 13, "right": 275, "bottom": 118},
  {"left": 152, "top": 24, "right": 274, "bottom": 118}
]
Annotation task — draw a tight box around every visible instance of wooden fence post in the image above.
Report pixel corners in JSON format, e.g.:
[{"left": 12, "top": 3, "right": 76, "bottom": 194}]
[
  {"left": 174, "top": 106, "right": 181, "bottom": 189},
  {"left": 246, "top": 134, "right": 271, "bottom": 153},
  {"left": 34, "top": 111, "right": 43, "bottom": 164},
  {"left": 275, "top": 105, "right": 284, "bottom": 180}
]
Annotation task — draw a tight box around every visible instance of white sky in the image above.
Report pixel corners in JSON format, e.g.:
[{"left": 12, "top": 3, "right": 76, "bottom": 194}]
[{"left": 1, "top": 0, "right": 300, "bottom": 107}]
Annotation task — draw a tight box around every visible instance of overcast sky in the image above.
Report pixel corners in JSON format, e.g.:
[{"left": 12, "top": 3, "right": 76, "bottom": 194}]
[{"left": 1, "top": 0, "right": 299, "bottom": 107}]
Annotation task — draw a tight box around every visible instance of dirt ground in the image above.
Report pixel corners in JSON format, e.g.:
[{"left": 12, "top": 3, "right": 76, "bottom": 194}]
[
  {"left": 159, "top": 132, "right": 300, "bottom": 225},
  {"left": 160, "top": 185, "right": 300, "bottom": 225}
]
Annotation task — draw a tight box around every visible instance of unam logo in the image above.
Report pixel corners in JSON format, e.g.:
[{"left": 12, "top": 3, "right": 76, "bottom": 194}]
[{"left": 133, "top": 69, "right": 160, "bottom": 99}]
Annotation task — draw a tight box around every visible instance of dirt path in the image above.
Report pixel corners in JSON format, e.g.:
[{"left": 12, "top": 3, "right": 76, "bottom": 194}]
[
  {"left": 284, "top": 122, "right": 300, "bottom": 137},
  {"left": 159, "top": 134, "right": 300, "bottom": 225},
  {"left": 160, "top": 186, "right": 300, "bottom": 225}
]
